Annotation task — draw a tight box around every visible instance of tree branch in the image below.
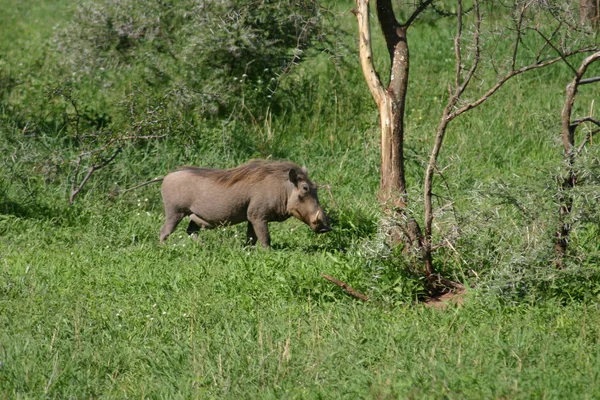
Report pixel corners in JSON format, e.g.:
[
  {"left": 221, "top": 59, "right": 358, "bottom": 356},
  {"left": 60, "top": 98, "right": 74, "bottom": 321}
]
[
  {"left": 454, "top": 0, "right": 463, "bottom": 90},
  {"left": 455, "top": 0, "right": 481, "bottom": 99},
  {"left": 561, "top": 51, "right": 600, "bottom": 153},
  {"left": 321, "top": 273, "right": 369, "bottom": 301},
  {"left": 511, "top": 2, "right": 531, "bottom": 71},
  {"left": 531, "top": 27, "right": 578, "bottom": 74},
  {"left": 353, "top": 0, "right": 386, "bottom": 106},
  {"left": 577, "top": 128, "right": 600, "bottom": 153},
  {"left": 69, "top": 147, "right": 122, "bottom": 205},
  {"left": 580, "top": 76, "right": 600, "bottom": 85},
  {"left": 404, "top": 0, "right": 435, "bottom": 28},
  {"left": 535, "top": 21, "right": 563, "bottom": 65},
  {"left": 448, "top": 49, "right": 600, "bottom": 122},
  {"left": 572, "top": 116, "right": 600, "bottom": 128}
]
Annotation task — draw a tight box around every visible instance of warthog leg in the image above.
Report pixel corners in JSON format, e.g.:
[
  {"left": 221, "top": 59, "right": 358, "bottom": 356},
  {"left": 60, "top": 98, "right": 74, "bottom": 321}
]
[
  {"left": 246, "top": 222, "right": 257, "bottom": 246},
  {"left": 248, "top": 218, "right": 270, "bottom": 248},
  {"left": 161, "top": 213, "right": 214, "bottom": 243},
  {"left": 186, "top": 219, "right": 200, "bottom": 238},
  {"left": 187, "top": 214, "right": 216, "bottom": 240},
  {"left": 160, "top": 211, "right": 185, "bottom": 243},
  {"left": 189, "top": 214, "right": 213, "bottom": 229}
]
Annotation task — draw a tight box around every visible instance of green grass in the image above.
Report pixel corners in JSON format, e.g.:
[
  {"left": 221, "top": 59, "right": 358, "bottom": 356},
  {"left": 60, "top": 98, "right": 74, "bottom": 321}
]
[
  {"left": 3, "top": 229, "right": 600, "bottom": 398},
  {"left": 2, "top": 0, "right": 600, "bottom": 398},
  {"left": 3, "top": 216, "right": 600, "bottom": 398}
]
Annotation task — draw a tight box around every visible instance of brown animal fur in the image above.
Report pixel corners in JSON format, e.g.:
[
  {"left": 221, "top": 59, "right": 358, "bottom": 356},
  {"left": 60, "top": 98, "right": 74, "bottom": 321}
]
[{"left": 180, "top": 160, "right": 310, "bottom": 188}]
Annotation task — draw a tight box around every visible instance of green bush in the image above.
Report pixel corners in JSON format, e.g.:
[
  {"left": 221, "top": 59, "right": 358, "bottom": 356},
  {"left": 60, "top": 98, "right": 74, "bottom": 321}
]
[{"left": 54, "top": 0, "right": 330, "bottom": 120}]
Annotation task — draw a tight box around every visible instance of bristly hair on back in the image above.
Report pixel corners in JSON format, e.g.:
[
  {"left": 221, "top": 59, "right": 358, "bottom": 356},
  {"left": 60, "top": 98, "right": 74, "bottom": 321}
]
[{"left": 180, "top": 159, "right": 309, "bottom": 187}]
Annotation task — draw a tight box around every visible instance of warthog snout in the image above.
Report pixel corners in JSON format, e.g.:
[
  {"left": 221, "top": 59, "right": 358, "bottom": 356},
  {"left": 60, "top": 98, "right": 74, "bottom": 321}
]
[
  {"left": 317, "top": 225, "right": 331, "bottom": 233},
  {"left": 309, "top": 209, "right": 331, "bottom": 234}
]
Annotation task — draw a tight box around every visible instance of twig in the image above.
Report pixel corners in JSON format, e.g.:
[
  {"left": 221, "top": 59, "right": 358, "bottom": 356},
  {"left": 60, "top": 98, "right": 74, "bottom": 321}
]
[
  {"left": 404, "top": 0, "right": 435, "bottom": 28},
  {"left": 511, "top": 5, "right": 523, "bottom": 71},
  {"left": 580, "top": 76, "right": 600, "bottom": 85},
  {"left": 531, "top": 27, "right": 577, "bottom": 74},
  {"left": 448, "top": 48, "right": 599, "bottom": 121},
  {"left": 321, "top": 273, "right": 369, "bottom": 302},
  {"left": 535, "top": 21, "right": 563, "bottom": 65},
  {"left": 69, "top": 147, "right": 121, "bottom": 205},
  {"left": 577, "top": 128, "right": 600, "bottom": 153},
  {"left": 572, "top": 116, "right": 600, "bottom": 127}
]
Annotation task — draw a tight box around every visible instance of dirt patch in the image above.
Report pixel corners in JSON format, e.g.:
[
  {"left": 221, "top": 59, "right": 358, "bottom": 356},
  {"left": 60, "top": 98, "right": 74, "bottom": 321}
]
[{"left": 424, "top": 287, "right": 466, "bottom": 309}]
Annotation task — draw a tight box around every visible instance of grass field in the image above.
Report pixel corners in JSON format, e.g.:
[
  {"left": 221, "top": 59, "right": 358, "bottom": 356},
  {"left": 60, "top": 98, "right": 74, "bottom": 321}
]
[{"left": 2, "top": 0, "right": 600, "bottom": 398}]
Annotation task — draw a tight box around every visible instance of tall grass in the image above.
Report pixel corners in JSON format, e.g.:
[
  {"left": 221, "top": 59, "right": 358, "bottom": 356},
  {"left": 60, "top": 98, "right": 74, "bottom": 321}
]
[{"left": 2, "top": 0, "right": 600, "bottom": 397}]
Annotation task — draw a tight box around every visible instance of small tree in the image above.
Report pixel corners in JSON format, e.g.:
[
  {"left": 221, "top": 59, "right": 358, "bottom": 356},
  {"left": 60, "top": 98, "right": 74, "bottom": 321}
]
[
  {"left": 555, "top": 51, "right": 600, "bottom": 267},
  {"left": 353, "top": 0, "right": 434, "bottom": 209},
  {"left": 354, "top": 0, "right": 600, "bottom": 291}
]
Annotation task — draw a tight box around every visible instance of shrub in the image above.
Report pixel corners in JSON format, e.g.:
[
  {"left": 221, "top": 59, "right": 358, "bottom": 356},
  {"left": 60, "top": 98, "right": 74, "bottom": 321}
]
[{"left": 54, "top": 0, "right": 329, "bottom": 120}]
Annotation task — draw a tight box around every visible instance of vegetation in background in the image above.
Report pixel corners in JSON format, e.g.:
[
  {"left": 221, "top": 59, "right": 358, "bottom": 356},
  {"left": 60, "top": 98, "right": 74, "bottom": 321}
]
[
  {"left": 354, "top": 0, "right": 600, "bottom": 291},
  {"left": 1, "top": 0, "right": 600, "bottom": 398}
]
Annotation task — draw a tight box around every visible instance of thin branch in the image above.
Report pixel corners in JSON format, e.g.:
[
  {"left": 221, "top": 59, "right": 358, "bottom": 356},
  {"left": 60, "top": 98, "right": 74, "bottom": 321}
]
[
  {"left": 70, "top": 155, "right": 84, "bottom": 203},
  {"left": 535, "top": 21, "right": 563, "bottom": 64},
  {"left": 454, "top": 0, "right": 463, "bottom": 90},
  {"left": 448, "top": 49, "right": 600, "bottom": 121},
  {"left": 353, "top": 0, "right": 386, "bottom": 106},
  {"left": 69, "top": 147, "right": 122, "bottom": 205},
  {"left": 572, "top": 116, "right": 600, "bottom": 128},
  {"left": 577, "top": 128, "right": 600, "bottom": 153},
  {"left": 574, "top": 115, "right": 600, "bottom": 153},
  {"left": 531, "top": 27, "right": 578, "bottom": 74},
  {"left": 455, "top": 0, "right": 481, "bottom": 99},
  {"left": 431, "top": 2, "right": 473, "bottom": 18},
  {"left": 511, "top": 2, "right": 531, "bottom": 70},
  {"left": 321, "top": 273, "right": 369, "bottom": 301},
  {"left": 580, "top": 76, "right": 600, "bottom": 85},
  {"left": 70, "top": 165, "right": 98, "bottom": 205},
  {"left": 404, "top": 0, "right": 435, "bottom": 28},
  {"left": 561, "top": 51, "right": 600, "bottom": 153}
]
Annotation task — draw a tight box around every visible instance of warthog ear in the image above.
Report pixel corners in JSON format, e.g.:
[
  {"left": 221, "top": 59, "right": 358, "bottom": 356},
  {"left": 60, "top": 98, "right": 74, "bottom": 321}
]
[
  {"left": 288, "top": 168, "right": 298, "bottom": 184},
  {"left": 301, "top": 166, "right": 308, "bottom": 174}
]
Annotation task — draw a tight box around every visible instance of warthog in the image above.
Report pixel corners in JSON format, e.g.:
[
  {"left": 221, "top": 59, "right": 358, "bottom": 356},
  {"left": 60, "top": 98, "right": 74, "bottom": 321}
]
[{"left": 159, "top": 159, "right": 331, "bottom": 247}]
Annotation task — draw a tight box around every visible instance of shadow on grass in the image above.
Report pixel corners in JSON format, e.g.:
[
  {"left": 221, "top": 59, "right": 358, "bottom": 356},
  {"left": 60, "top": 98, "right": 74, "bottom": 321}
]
[
  {"left": 299, "top": 207, "right": 379, "bottom": 253},
  {"left": 0, "top": 198, "right": 59, "bottom": 220}
]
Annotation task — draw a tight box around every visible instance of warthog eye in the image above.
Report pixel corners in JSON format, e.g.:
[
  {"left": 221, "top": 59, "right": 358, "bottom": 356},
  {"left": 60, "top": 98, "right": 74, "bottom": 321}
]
[{"left": 300, "top": 182, "right": 309, "bottom": 196}]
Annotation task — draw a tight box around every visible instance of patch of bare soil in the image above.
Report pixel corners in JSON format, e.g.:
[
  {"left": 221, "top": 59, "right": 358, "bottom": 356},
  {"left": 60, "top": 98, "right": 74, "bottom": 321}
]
[{"left": 424, "top": 287, "right": 466, "bottom": 309}]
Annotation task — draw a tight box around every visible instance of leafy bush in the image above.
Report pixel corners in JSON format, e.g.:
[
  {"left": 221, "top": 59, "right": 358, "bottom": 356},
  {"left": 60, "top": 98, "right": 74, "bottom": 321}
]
[{"left": 54, "top": 0, "right": 329, "bottom": 120}]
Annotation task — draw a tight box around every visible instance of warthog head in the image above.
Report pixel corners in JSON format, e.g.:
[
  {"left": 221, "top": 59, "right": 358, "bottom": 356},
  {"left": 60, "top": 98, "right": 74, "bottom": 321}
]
[{"left": 287, "top": 168, "right": 331, "bottom": 234}]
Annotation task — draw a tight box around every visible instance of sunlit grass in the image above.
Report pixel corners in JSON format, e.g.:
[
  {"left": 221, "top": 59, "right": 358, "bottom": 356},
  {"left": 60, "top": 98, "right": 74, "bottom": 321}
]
[{"left": 2, "top": 0, "right": 600, "bottom": 398}]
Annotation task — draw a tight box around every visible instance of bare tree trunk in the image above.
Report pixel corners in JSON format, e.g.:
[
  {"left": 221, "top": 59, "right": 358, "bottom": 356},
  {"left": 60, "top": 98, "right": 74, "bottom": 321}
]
[
  {"left": 354, "top": 0, "right": 434, "bottom": 254},
  {"left": 354, "top": 0, "right": 413, "bottom": 208},
  {"left": 377, "top": 76, "right": 407, "bottom": 208}
]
